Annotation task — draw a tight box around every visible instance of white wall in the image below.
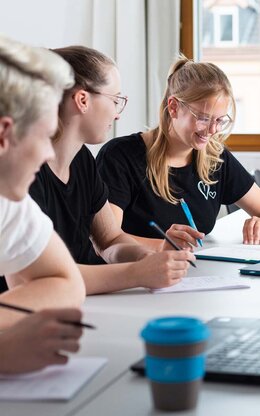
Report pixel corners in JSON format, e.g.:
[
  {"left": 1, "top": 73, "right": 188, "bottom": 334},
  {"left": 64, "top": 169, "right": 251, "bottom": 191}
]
[
  {"left": 0, "top": 0, "right": 105, "bottom": 157},
  {"left": 232, "top": 152, "right": 260, "bottom": 174},
  {"left": 0, "top": 0, "right": 92, "bottom": 47},
  {"left": 218, "top": 152, "right": 260, "bottom": 219}
]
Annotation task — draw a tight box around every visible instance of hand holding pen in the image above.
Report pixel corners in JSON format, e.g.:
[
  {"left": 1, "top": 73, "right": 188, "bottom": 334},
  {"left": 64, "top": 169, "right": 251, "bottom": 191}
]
[
  {"left": 0, "top": 303, "right": 94, "bottom": 374},
  {"left": 179, "top": 198, "right": 204, "bottom": 247},
  {"left": 163, "top": 223, "right": 205, "bottom": 251},
  {"left": 0, "top": 301, "right": 95, "bottom": 328},
  {"left": 149, "top": 221, "right": 197, "bottom": 268},
  {"left": 180, "top": 199, "right": 204, "bottom": 247}
]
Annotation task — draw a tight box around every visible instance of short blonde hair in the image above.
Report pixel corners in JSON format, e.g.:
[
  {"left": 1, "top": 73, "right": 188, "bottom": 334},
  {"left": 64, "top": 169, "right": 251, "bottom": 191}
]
[{"left": 0, "top": 35, "right": 74, "bottom": 138}]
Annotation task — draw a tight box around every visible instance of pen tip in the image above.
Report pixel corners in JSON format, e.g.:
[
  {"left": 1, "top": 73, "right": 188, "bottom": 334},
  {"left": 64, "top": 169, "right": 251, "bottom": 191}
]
[{"left": 149, "top": 221, "right": 155, "bottom": 226}]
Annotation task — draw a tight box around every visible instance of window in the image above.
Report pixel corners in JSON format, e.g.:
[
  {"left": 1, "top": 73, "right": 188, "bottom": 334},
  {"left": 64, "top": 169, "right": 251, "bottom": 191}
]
[
  {"left": 181, "top": 0, "right": 260, "bottom": 151},
  {"left": 211, "top": 7, "right": 239, "bottom": 45}
]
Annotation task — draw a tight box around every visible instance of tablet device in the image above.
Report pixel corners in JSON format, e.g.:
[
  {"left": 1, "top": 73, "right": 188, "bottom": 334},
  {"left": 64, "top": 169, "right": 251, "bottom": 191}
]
[{"left": 240, "top": 262, "right": 260, "bottom": 276}]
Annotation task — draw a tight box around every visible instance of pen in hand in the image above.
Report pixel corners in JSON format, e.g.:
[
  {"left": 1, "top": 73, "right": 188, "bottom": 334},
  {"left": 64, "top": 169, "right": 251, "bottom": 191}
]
[
  {"left": 180, "top": 198, "right": 203, "bottom": 247},
  {"left": 0, "top": 301, "right": 96, "bottom": 329},
  {"left": 149, "top": 221, "right": 196, "bottom": 268}
]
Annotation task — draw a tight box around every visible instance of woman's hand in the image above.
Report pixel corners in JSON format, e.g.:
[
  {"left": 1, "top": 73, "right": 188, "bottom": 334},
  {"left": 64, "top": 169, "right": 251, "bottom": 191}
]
[
  {"left": 160, "top": 224, "right": 205, "bottom": 251},
  {"left": 130, "top": 250, "right": 196, "bottom": 289},
  {"left": 243, "top": 216, "right": 260, "bottom": 244}
]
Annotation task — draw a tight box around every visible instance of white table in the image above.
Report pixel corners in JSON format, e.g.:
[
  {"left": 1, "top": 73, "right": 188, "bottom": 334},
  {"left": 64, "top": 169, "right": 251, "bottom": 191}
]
[{"left": 2, "top": 209, "right": 260, "bottom": 416}]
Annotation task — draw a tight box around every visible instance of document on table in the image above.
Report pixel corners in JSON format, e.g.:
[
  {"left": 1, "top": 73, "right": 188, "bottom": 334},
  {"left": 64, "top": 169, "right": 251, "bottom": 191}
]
[
  {"left": 0, "top": 356, "right": 107, "bottom": 401},
  {"left": 152, "top": 275, "right": 250, "bottom": 294},
  {"left": 195, "top": 244, "right": 260, "bottom": 263}
]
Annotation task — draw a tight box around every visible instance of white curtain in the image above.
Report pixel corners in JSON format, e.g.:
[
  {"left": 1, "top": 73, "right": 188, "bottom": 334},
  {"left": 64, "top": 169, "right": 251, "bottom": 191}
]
[
  {"left": 146, "top": 0, "right": 180, "bottom": 129},
  {"left": 84, "top": 0, "right": 180, "bottom": 154}
]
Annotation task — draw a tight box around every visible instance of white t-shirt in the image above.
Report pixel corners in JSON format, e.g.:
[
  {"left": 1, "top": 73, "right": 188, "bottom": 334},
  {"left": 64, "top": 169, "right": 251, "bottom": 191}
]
[{"left": 0, "top": 194, "right": 53, "bottom": 275}]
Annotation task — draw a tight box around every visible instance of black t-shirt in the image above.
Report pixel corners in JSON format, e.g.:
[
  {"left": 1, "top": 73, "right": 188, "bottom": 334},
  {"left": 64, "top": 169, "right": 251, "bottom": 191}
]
[
  {"left": 96, "top": 132, "right": 254, "bottom": 238},
  {"left": 30, "top": 145, "right": 108, "bottom": 264}
]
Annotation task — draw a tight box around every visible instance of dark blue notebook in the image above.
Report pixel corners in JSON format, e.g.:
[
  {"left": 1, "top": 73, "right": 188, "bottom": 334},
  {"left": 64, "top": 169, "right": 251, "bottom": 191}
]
[
  {"left": 195, "top": 246, "right": 260, "bottom": 264},
  {"left": 240, "top": 262, "right": 260, "bottom": 276}
]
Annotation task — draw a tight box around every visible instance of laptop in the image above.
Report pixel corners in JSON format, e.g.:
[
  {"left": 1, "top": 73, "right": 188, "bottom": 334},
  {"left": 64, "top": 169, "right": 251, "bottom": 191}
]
[{"left": 131, "top": 317, "right": 260, "bottom": 385}]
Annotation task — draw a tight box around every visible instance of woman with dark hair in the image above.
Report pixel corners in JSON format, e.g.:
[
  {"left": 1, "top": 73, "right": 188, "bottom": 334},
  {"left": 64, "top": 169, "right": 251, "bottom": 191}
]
[{"left": 30, "top": 46, "right": 195, "bottom": 295}]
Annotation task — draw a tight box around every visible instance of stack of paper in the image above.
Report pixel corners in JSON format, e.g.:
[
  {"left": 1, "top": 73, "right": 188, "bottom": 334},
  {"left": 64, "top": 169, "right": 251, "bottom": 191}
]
[
  {"left": 152, "top": 275, "right": 250, "bottom": 294},
  {"left": 0, "top": 357, "right": 107, "bottom": 401}
]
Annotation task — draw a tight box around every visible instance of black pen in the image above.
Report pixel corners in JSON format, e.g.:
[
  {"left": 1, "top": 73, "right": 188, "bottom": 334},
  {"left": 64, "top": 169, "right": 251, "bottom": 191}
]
[
  {"left": 0, "top": 301, "right": 96, "bottom": 329},
  {"left": 149, "top": 221, "right": 196, "bottom": 268}
]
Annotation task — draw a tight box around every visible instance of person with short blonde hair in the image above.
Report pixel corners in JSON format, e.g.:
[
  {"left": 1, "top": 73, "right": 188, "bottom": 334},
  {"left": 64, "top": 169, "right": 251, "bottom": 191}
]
[
  {"left": 0, "top": 35, "right": 85, "bottom": 373},
  {"left": 97, "top": 55, "right": 260, "bottom": 248}
]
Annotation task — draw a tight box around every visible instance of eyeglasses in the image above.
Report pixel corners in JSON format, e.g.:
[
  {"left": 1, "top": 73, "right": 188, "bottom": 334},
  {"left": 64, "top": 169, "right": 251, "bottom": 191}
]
[
  {"left": 92, "top": 91, "right": 128, "bottom": 114},
  {"left": 180, "top": 101, "right": 233, "bottom": 133}
]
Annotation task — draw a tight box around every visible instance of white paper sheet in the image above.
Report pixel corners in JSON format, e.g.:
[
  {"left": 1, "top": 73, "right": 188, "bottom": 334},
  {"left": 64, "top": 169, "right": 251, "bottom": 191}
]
[
  {"left": 0, "top": 356, "right": 107, "bottom": 401},
  {"left": 196, "top": 244, "right": 260, "bottom": 262},
  {"left": 151, "top": 275, "right": 250, "bottom": 294}
]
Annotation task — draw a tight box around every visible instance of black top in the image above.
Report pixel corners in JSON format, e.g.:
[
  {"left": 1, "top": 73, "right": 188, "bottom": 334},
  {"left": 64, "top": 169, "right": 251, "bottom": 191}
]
[
  {"left": 96, "top": 132, "right": 254, "bottom": 237},
  {"left": 30, "top": 145, "right": 108, "bottom": 264}
]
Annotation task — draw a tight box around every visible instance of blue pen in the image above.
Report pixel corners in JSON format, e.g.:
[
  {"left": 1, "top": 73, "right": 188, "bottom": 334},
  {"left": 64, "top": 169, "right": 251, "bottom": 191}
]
[{"left": 180, "top": 198, "right": 203, "bottom": 247}]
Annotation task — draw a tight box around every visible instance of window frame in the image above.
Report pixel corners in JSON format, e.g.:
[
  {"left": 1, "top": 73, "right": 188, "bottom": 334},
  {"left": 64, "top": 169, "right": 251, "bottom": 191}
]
[
  {"left": 214, "top": 7, "right": 238, "bottom": 45},
  {"left": 180, "top": 0, "right": 260, "bottom": 151}
]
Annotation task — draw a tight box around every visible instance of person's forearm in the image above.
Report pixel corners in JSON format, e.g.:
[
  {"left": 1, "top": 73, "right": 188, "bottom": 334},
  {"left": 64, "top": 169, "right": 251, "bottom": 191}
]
[
  {"left": 79, "top": 263, "right": 141, "bottom": 295},
  {"left": 0, "top": 274, "right": 85, "bottom": 328},
  {"left": 101, "top": 242, "right": 155, "bottom": 263},
  {"left": 80, "top": 248, "right": 194, "bottom": 295},
  {"left": 124, "top": 234, "right": 163, "bottom": 251},
  {"left": 1, "top": 234, "right": 86, "bottom": 328},
  {"left": 99, "top": 233, "right": 161, "bottom": 263}
]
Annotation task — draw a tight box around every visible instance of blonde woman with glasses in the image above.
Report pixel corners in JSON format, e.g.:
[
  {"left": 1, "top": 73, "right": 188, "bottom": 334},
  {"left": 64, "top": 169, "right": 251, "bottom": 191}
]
[
  {"left": 97, "top": 55, "right": 260, "bottom": 249},
  {"left": 30, "top": 46, "right": 195, "bottom": 294}
]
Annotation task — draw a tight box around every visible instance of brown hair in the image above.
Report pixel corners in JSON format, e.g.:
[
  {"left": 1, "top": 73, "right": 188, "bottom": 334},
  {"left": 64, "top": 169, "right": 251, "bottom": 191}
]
[{"left": 51, "top": 45, "right": 116, "bottom": 140}]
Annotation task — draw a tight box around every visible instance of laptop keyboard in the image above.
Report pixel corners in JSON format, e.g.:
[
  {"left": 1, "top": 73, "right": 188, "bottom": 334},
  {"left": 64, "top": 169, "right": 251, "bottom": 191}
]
[
  {"left": 204, "top": 318, "right": 260, "bottom": 383},
  {"left": 207, "top": 330, "right": 260, "bottom": 374}
]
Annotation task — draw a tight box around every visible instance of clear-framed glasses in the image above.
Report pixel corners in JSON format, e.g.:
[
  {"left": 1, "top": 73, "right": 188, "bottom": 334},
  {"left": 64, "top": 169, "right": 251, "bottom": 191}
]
[
  {"left": 180, "top": 101, "right": 233, "bottom": 133},
  {"left": 92, "top": 91, "right": 128, "bottom": 114}
]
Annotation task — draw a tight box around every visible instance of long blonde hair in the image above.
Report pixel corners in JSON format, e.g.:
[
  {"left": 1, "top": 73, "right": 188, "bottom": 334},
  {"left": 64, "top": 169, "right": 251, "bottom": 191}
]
[{"left": 147, "top": 55, "right": 236, "bottom": 204}]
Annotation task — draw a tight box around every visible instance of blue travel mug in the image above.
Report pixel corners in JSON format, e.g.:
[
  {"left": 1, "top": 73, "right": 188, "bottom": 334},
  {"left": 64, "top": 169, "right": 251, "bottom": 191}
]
[{"left": 140, "top": 316, "right": 209, "bottom": 411}]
